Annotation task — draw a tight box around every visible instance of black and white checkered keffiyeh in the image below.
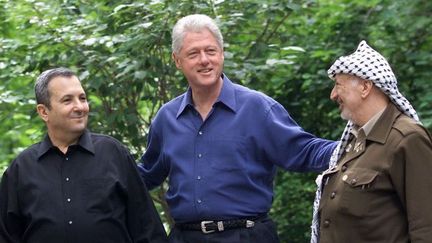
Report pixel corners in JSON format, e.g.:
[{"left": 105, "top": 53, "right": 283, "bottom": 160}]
[{"left": 310, "top": 40, "right": 420, "bottom": 243}]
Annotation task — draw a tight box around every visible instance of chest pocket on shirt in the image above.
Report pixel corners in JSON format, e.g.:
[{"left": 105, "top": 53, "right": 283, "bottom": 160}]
[
  {"left": 80, "top": 178, "right": 118, "bottom": 214},
  {"left": 338, "top": 168, "right": 379, "bottom": 217},
  {"left": 208, "top": 137, "right": 247, "bottom": 171}
]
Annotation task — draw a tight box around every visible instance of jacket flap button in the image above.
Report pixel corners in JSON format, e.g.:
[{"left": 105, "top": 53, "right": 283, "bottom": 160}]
[
  {"left": 341, "top": 165, "right": 347, "bottom": 172},
  {"left": 330, "top": 191, "right": 336, "bottom": 199}
]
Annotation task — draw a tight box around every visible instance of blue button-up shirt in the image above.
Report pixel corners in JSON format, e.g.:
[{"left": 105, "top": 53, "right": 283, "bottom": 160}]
[{"left": 138, "top": 75, "right": 336, "bottom": 223}]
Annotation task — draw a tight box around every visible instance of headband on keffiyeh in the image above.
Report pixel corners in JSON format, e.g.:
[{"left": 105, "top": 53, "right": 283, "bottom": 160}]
[{"left": 310, "top": 40, "right": 420, "bottom": 243}]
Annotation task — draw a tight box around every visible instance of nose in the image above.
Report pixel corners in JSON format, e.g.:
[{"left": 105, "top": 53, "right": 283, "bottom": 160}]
[
  {"left": 198, "top": 51, "right": 210, "bottom": 64},
  {"left": 73, "top": 98, "right": 88, "bottom": 111},
  {"left": 330, "top": 86, "right": 338, "bottom": 101}
]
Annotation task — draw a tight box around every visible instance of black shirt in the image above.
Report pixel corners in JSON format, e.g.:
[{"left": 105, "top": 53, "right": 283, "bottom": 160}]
[{"left": 0, "top": 130, "right": 167, "bottom": 243}]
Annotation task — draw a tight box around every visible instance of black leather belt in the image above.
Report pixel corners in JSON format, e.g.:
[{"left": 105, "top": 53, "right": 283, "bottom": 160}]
[{"left": 176, "top": 215, "right": 266, "bottom": 234}]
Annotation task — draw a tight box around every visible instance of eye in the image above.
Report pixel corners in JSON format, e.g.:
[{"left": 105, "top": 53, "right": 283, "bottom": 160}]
[
  {"left": 187, "top": 51, "right": 198, "bottom": 58},
  {"left": 206, "top": 49, "right": 217, "bottom": 55}
]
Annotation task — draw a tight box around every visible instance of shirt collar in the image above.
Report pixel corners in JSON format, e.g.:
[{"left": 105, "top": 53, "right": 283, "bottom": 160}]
[
  {"left": 361, "top": 106, "right": 387, "bottom": 136},
  {"left": 37, "top": 129, "right": 95, "bottom": 159},
  {"left": 176, "top": 74, "right": 237, "bottom": 118},
  {"left": 349, "top": 106, "right": 387, "bottom": 138},
  {"left": 176, "top": 87, "right": 194, "bottom": 118},
  {"left": 217, "top": 74, "right": 237, "bottom": 112},
  {"left": 78, "top": 129, "right": 95, "bottom": 154}
]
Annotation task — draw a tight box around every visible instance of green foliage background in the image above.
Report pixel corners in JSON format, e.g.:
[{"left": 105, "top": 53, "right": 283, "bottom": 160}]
[{"left": 1, "top": 0, "right": 431, "bottom": 242}]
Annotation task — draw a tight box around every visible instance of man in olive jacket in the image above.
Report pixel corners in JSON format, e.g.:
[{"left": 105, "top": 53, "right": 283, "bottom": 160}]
[{"left": 311, "top": 41, "right": 432, "bottom": 243}]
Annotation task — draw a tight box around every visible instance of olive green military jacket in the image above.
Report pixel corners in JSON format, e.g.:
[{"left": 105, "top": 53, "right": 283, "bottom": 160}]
[{"left": 319, "top": 104, "right": 432, "bottom": 243}]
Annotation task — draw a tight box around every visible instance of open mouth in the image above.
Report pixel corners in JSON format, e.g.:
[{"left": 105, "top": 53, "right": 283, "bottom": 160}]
[{"left": 198, "top": 68, "right": 212, "bottom": 73}]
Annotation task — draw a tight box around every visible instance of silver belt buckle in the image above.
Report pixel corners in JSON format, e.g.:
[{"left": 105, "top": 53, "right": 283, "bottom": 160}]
[
  {"left": 201, "top": 221, "right": 216, "bottom": 234},
  {"left": 246, "top": 220, "right": 255, "bottom": 228}
]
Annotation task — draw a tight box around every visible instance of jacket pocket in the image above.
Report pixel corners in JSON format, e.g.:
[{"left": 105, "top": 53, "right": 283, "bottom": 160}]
[{"left": 338, "top": 168, "right": 379, "bottom": 217}]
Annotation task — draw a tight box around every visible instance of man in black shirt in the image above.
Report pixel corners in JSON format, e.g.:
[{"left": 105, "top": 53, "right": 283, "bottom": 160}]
[{"left": 0, "top": 67, "right": 168, "bottom": 243}]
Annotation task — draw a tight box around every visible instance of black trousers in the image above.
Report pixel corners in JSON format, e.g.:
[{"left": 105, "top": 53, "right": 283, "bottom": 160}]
[{"left": 168, "top": 216, "right": 280, "bottom": 243}]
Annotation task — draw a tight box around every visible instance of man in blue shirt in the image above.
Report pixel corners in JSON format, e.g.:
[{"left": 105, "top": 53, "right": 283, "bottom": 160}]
[{"left": 138, "top": 14, "right": 336, "bottom": 243}]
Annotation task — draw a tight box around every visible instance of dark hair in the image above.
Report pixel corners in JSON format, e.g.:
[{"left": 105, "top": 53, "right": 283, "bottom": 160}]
[{"left": 34, "top": 67, "right": 77, "bottom": 108}]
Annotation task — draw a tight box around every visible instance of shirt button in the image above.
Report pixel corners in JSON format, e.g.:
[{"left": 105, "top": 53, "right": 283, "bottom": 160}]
[
  {"left": 198, "top": 131, "right": 203, "bottom": 135},
  {"left": 323, "top": 219, "right": 330, "bottom": 228},
  {"left": 65, "top": 177, "right": 70, "bottom": 181},
  {"left": 330, "top": 192, "right": 336, "bottom": 199},
  {"left": 197, "top": 199, "right": 202, "bottom": 203},
  {"left": 197, "top": 176, "right": 201, "bottom": 180},
  {"left": 65, "top": 157, "right": 69, "bottom": 161},
  {"left": 67, "top": 198, "right": 71, "bottom": 202},
  {"left": 198, "top": 154, "right": 202, "bottom": 158},
  {"left": 68, "top": 221, "right": 73, "bottom": 225}
]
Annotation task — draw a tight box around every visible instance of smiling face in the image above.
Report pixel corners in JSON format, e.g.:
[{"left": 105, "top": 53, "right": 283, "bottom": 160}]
[
  {"left": 37, "top": 75, "right": 89, "bottom": 140},
  {"left": 172, "top": 28, "right": 224, "bottom": 90},
  {"left": 330, "top": 74, "right": 364, "bottom": 123}
]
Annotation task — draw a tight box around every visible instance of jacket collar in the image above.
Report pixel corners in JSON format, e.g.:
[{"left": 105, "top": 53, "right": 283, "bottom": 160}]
[
  {"left": 341, "top": 103, "right": 401, "bottom": 164},
  {"left": 366, "top": 103, "right": 401, "bottom": 144}
]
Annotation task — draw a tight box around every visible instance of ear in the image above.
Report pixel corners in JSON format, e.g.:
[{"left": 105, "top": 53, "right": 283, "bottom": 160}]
[
  {"left": 172, "top": 52, "right": 182, "bottom": 69},
  {"left": 360, "top": 80, "right": 373, "bottom": 98},
  {"left": 36, "top": 104, "right": 49, "bottom": 122}
]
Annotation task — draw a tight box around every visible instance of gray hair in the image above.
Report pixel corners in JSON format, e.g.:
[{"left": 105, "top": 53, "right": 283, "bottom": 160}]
[
  {"left": 171, "top": 14, "right": 224, "bottom": 54},
  {"left": 35, "top": 67, "right": 77, "bottom": 108}
]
